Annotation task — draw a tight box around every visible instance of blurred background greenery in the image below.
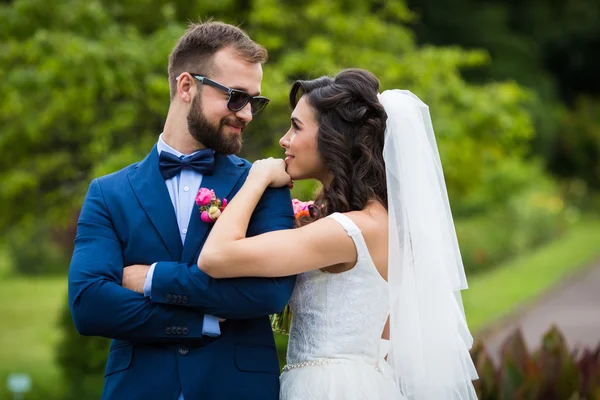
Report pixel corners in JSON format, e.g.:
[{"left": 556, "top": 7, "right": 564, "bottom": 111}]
[{"left": 0, "top": 0, "right": 599, "bottom": 398}]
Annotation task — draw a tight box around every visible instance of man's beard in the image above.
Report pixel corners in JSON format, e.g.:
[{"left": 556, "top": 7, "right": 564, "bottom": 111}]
[{"left": 187, "top": 94, "right": 245, "bottom": 155}]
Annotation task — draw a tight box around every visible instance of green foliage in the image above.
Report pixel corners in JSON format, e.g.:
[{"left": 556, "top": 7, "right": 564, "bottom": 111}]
[
  {"left": 249, "top": 0, "right": 535, "bottom": 209},
  {"left": 549, "top": 96, "right": 600, "bottom": 188},
  {"left": 406, "top": 0, "right": 600, "bottom": 191},
  {"left": 0, "top": 243, "right": 11, "bottom": 278},
  {"left": 56, "top": 298, "right": 110, "bottom": 400},
  {"left": 471, "top": 327, "right": 600, "bottom": 399},
  {"left": 0, "top": 0, "right": 171, "bottom": 231},
  {"left": 4, "top": 219, "right": 72, "bottom": 275},
  {"left": 0, "top": 0, "right": 536, "bottom": 234},
  {"left": 456, "top": 161, "right": 573, "bottom": 275},
  {"left": 0, "top": 0, "right": 563, "bottom": 395}
]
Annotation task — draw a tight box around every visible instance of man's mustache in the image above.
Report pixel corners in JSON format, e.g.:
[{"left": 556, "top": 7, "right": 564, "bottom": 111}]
[{"left": 222, "top": 117, "right": 247, "bottom": 130}]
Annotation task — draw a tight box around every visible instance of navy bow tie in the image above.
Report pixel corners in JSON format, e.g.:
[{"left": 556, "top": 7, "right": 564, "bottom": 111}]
[{"left": 158, "top": 149, "right": 215, "bottom": 180}]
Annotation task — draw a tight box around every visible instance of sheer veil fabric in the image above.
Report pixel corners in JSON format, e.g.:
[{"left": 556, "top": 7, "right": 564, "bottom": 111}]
[{"left": 380, "top": 90, "right": 479, "bottom": 399}]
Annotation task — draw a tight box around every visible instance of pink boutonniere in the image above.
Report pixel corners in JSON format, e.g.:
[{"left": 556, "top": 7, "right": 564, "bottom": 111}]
[
  {"left": 292, "top": 198, "right": 314, "bottom": 220},
  {"left": 195, "top": 188, "right": 227, "bottom": 223}
]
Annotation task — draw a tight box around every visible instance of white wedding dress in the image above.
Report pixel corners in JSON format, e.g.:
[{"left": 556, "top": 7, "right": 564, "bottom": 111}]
[{"left": 280, "top": 213, "right": 405, "bottom": 399}]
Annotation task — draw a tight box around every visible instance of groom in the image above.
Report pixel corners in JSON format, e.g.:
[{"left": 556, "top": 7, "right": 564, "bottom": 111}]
[{"left": 68, "top": 21, "right": 295, "bottom": 400}]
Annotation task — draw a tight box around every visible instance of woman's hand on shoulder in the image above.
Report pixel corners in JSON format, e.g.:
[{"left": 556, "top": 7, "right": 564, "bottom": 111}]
[{"left": 249, "top": 158, "right": 292, "bottom": 188}]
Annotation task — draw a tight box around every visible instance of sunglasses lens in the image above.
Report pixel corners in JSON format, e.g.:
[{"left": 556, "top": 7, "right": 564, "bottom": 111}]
[
  {"left": 250, "top": 98, "right": 270, "bottom": 116},
  {"left": 228, "top": 91, "right": 250, "bottom": 111}
]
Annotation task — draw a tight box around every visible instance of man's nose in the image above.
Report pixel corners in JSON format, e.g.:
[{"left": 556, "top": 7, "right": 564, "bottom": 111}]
[{"left": 235, "top": 102, "right": 253, "bottom": 124}]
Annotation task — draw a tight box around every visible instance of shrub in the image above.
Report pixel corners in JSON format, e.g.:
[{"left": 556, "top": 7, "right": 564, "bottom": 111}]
[
  {"left": 472, "top": 327, "right": 600, "bottom": 399},
  {"left": 456, "top": 161, "right": 573, "bottom": 275},
  {"left": 4, "top": 219, "right": 73, "bottom": 276},
  {"left": 550, "top": 96, "right": 600, "bottom": 189},
  {"left": 55, "top": 299, "right": 110, "bottom": 400}
]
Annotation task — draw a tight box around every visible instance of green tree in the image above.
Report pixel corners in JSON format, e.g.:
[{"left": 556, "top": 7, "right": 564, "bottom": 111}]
[
  {"left": 0, "top": 0, "right": 535, "bottom": 235},
  {"left": 406, "top": 0, "right": 600, "bottom": 188},
  {"left": 0, "top": 0, "right": 546, "bottom": 396}
]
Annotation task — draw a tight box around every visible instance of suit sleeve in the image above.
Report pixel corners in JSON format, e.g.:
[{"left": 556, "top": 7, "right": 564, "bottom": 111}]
[
  {"left": 68, "top": 179, "right": 206, "bottom": 341},
  {"left": 149, "top": 184, "right": 297, "bottom": 319}
]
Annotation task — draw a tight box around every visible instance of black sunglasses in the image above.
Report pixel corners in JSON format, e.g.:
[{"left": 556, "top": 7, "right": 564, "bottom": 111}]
[{"left": 185, "top": 73, "right": 270, "bottom": 116}]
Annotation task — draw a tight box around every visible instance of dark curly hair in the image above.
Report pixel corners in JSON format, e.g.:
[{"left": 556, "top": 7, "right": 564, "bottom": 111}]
[{"left": 290, "top": 69, "right": 388, "bottom": 226}]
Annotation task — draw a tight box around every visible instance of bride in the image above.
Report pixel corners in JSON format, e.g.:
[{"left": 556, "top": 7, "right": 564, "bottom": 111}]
[{"left": 197, "top": 69, "right": 478, "bottom": 399}]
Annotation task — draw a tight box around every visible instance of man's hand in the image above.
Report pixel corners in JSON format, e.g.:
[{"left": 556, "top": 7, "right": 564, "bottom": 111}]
[
  {"left": 122, "top": 264, "right": 226, "bottom": 322},
  {"left": 122, "top": 264, "right": 151, "bottom": 294}
]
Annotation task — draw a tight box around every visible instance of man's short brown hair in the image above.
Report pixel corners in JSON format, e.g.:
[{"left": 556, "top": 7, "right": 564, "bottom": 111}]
[{"left": 168, "top": 21, "right": 268, "bottom": 99}]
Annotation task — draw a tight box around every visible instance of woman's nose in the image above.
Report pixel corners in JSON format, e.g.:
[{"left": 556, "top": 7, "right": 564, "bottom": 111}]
[{"left": 279, "top": 131, "right": 291, "bottom": 148}]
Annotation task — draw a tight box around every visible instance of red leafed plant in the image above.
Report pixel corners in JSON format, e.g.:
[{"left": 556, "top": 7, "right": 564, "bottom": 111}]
[{"left": 471, "top": 326, "right": 600, "bottom": 400}]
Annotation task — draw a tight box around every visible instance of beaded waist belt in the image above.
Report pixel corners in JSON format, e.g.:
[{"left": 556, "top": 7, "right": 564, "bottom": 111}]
[{"left": 282, "top": 358, "right": 380, "bottom": 372}]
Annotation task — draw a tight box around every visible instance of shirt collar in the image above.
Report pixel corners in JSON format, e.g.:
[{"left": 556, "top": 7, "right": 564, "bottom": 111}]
[{"left": 157, "top": 133, "right": 209, "bottom": 158}]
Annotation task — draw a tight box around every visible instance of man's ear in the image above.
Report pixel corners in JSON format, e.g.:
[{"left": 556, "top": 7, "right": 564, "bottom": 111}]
[{"left": 176, "top": 73, "right": 195, "bottom": 103}]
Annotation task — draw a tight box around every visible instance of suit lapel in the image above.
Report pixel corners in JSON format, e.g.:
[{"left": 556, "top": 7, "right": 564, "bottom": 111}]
[
  {"left": 181, "top": 153, "right": 246, "bottom": 263},
  {"left": 128, "top": 145, "right": 183, "bottom": 261}
]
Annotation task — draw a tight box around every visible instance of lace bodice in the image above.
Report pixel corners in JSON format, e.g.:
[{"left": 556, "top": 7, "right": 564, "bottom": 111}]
[{"left": 286, "top": 213, "right": 389, "bottom": 367}]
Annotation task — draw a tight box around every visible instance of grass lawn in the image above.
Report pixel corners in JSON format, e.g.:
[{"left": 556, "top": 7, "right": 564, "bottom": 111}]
[
  {"left": 464, "top": 216, "right": 600, "bottom": 334},
  {"left": 0, "top": 276, "right": 67, "bottom": 399}
]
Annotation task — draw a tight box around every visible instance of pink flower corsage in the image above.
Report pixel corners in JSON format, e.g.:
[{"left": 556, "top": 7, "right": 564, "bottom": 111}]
[
  {"left": 195, "top": 188, "right": 227, "bottom": 223},
  {"left": 292, "top": 198, "right": 314, "bottom": 220}
]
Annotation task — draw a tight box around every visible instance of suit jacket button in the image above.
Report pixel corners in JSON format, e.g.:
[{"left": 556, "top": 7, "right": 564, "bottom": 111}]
[
  {"left": 182, "top": 327, "right": 189, "bottom": 335},
  {"left": 178, "top": 346, "right": 189, "bottom": 356},
  {"left": 176, "top": 327, "right": 183, "bottom": 335},
  {"left": 166, "top": 294, "right": 172, "bottom": 302},
  {"left": 182, "top": 296, "right": 188, "bottom": 304},
  {"left": 165, "top": 327, "right": 172, "bottom": 335}
]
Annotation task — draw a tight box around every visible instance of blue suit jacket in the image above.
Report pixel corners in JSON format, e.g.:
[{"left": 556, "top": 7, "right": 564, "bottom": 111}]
[{"left": 68, "top": 146, "right": 296, "bottom": 400}]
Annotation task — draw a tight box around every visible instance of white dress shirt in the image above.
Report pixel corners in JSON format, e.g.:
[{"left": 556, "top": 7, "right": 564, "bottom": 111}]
[{"left": 143, "top": 134, "right": 221, "bottom": 339}]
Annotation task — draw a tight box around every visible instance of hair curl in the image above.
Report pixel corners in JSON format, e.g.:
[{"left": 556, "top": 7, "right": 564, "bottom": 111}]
[{"left": 290, "top": 69, "right": 388, "bottom": 226}]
